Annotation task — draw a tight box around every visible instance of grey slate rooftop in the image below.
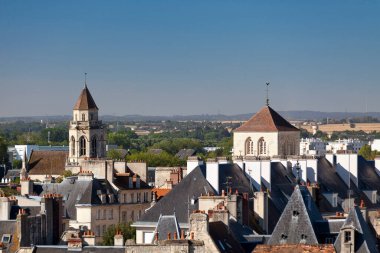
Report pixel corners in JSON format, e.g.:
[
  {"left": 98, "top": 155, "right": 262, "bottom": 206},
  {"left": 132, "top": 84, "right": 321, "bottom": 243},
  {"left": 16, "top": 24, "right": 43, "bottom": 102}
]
[
  {"left": 268, "top": 185, "right": 321, "bottom": 245},
  {"left": 334, "top": 206, "right": 378, "bottom": 253}
]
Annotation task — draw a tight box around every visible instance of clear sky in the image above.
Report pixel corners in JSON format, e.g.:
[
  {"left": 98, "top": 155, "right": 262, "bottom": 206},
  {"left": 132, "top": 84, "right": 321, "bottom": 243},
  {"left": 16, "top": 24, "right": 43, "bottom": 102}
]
[{"left": 0, "top": 0, "right": 379, "bottom": 117}]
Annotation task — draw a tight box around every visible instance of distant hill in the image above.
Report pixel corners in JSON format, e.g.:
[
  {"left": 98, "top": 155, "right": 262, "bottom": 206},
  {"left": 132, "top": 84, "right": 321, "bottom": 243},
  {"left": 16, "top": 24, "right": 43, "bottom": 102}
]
[{"left": 1, "top": 111, "right": 380, "bottom": 122}]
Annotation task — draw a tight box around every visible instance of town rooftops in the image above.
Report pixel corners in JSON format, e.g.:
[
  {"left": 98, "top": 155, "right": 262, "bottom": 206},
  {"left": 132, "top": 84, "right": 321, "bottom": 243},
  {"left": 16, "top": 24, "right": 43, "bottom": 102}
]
[
  {"left": 28, "top": 150, "right": 68, "bottom": 176},
  {"left": 73, "top": 85, "right": 98, "bottom": 110},
  {"left": 235, "top": 106, "right": 299, "bottom": 132},
  {"left": 268, "top": 185, "right": 322, "bottom": 245},
  {"left": 334, "top": 206, "right": 378, "bottom": 253}
]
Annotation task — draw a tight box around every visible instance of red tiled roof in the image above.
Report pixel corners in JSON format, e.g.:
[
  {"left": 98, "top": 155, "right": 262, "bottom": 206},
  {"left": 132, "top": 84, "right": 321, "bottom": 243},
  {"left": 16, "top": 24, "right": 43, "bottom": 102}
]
[
  {"left": 73, "top": 86, "right": 98, "bottom": 110},
  {"left": 253, "top": 244, "right": 336, "bottom": 253},
  {"left": 28, "top": 150, "right": 68, "bottom": 175},
  {"left": 235, "top": 106, "right": 299, "bottom": 132},
  {"left": 152, "top": 188, "right": 171, "bottom": 200}
]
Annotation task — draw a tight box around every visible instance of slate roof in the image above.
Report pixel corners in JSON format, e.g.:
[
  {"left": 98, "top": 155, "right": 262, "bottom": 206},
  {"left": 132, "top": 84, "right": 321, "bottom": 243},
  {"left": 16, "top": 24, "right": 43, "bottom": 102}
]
[
  {"left": 268, "top": 185, "right": 322, "bottom": 245},
  {"left": 154, "top": 215, "right": 180, "bottom": 241},
  {"left": 209, "top": 221, "right": 246, "bottom": 253},
  {"left": 175, "top": 149, "right": 196, "bottom": 160},
  {"left": 138, "top": 166, "right": 216, "bottom": 224},
  {"left": 113, "top": 175, "right": 151, "bottom": 190},
  {"left": 138, "top": 163, "right": 255, "bottom": 226},
  {"left": 33, "top": 246, "right": 125, "bottom": 253},
  {"left": 28, "top": 150, "right": 68, "bottom": 176},
  {"left": 0, "top": 220, "right": 18, "bottom": 253},
  {"left": 73, "top": 85, "right": 98, "bottom": 110},
  {"left": 334, "top": 206, "right": 378, "bottom": 253},
  {"left": 41, "top": 177, "right": 116, "bottom": 219},
  {"left": 235, "top": 106, "right": 299, "bottom": 132}
]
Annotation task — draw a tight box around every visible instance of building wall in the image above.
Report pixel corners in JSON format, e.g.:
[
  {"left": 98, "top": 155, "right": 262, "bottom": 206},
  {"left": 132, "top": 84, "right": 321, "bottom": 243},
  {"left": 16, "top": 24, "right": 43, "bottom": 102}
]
[{"left": 233, "top": 132, "right": 278, "bottom": 157}]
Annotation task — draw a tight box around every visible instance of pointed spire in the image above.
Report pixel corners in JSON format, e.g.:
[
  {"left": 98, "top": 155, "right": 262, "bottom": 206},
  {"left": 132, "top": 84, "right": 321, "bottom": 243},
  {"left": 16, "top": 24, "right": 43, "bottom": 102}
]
[
  {"left": 84, "top": 73, "right": 88, "bottom": 88},
  {"left": 266, "top": 82, "right": 270, "bottom": 106}
]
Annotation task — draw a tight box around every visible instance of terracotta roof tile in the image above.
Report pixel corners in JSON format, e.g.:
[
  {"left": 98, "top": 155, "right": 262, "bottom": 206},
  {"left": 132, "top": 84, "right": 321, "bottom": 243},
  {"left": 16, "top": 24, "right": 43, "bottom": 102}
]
[
  {"left": 253, "top": 244, "right": 336, "bottom": 253},
  {"left": 235, "top": 106, "right": 299, "bottom": 132},
  {"left": 73, "top": 86, "right": 98, "bottom": 110},
  {"left": 28, "top": 150, "right": 68, "bottom": 175}
]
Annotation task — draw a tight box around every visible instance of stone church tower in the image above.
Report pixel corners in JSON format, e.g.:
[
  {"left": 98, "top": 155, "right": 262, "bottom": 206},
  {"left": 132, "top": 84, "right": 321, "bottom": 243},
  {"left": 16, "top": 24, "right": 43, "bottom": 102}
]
[
  {"left": 68, "top": 84, "right": 106, "bottom": 164},
  {"left": 233, "top": 105, "right": 300, "bottom": 157}
]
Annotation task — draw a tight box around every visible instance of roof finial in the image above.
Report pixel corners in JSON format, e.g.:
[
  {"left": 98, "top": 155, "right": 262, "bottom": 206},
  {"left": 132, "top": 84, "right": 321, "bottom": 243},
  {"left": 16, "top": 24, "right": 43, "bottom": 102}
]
[
  {"left": 84, "top": 73, "right": 88, "bottom": 88},
  {"left": 266, "top": 82, "right": 270, "bottom": 106}
]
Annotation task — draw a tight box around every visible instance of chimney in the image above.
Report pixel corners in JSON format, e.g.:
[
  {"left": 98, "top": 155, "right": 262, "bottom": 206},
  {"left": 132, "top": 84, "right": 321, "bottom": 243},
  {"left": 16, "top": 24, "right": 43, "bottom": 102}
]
[
  {"left": 307, "top": 183, "right": 320, "bottom": 207},
  {"left": 206, "top": 158, "right": 219, "bottom": 194},
  {"left": 187, "top": 156, "right": 204, "bottom": 176},
  {"left": 254, "top": 191, "right": 268, "bottom": 233},
  {"left": 20, "top": 178, "right": 33, "bottom": 196},
  {"left": 359, "top": 199, "right": 368, "bottom": 222},
  {"left": 82, "top": 230, "right": 96, "bottom": 246},
  {"left": 0, "top": 195, "right": 11, "bottom": 221},
  {"left": 114, "top": 230, "right": 124, "bottom": 246}
]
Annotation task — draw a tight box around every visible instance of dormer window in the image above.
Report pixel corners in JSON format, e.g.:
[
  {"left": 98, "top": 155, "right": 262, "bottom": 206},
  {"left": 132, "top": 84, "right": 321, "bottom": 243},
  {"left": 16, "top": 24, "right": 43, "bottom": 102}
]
[
  {"left": 292, "top": 210, "right": 300, "bottom": 217},
  {"left": 82, "top": 114, "right": 85, "bottom": 121},
  {"left": 344, "top": 231, "right": 351, "bottom": 243}
]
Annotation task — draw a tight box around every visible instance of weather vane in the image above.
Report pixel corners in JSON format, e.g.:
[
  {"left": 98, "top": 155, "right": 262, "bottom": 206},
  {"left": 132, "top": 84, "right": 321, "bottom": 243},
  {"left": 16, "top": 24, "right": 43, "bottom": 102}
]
[
  {"left": 266, "top": 82, "right": 270, "bottom": 106},
  {"left": 84, "top": 73, "right": 87, "bottom": 87}
]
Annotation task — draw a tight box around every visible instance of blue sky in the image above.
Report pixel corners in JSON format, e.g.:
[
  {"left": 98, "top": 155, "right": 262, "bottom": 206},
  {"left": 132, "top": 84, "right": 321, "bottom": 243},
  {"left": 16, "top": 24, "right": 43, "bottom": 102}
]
[{"left": 0, "top": 0, "right": 379, "bottom": 117}]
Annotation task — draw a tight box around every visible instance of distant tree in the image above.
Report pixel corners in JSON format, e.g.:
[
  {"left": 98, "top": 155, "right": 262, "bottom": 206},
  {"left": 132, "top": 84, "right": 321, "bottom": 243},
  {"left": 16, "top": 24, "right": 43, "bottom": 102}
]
[
  {"left": 359, "top": 144, "right": 377, "bottom": 161},
  {"left": 12, "top": 159, "right": 22, "bottom": 169},
  {"left": 107, "top": 149, "right": 125, "bottom": 160},
  {"left": 62, "top": 170, "right": 73, "bottom": 178},
  {"left": 126, "top": 151, "right": 184, "bottom": 167},
  {"left": 108, "top": 130, "right": 138, "bottom": 149},
  {"left": 102, "top": 223, "right": 135, "bottom": 246},
  {"left": 0, "top": 136, "right": 8, "bottom": 163},
  {"left": 151, "top": 138, "right": 203, "bottom": 155}
]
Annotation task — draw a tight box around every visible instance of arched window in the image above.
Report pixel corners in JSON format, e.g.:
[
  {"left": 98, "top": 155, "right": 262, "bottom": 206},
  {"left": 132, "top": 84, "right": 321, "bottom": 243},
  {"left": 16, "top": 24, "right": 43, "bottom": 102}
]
[
  {"left": 258, "top": 137, "right": 266, "bottom": 155},
  {"left": 82, "top": 114, "right": 85, "bottom": 121},
  {"left": 80, "top": 136, "right": 86, "bottom": 156},
  {"left": 91, "top": 136, "right": 97, "bottom": 157},
  {"left": 245, "top": 138, "right": 254, "bottom": 155},
  {"left": 71, "top": 136, "right": 75, "bottom": 156}
]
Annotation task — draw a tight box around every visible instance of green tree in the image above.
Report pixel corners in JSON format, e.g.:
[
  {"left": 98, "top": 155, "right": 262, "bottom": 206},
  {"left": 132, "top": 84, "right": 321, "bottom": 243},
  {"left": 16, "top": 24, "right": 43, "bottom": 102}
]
[
  {"left": 102, "top": 223, "right": 136, "bottom": 246},
  {"left": 358, "top": 144, "right": 377, "bottom": 161},
  {"left": 0, "top": 136, "right": 8, "bottom": 163},
  {"left": 13, "top": 159, "right": 22, "bottom": 169},
  {"left": 126, "top": 151, "right": 184, "bottom": 167},
  {"left": 107, "top": 149, "right": 125, "bottom": 160},
  {"left": 62, "top": 170, "right": 73, "bottom": 178}
]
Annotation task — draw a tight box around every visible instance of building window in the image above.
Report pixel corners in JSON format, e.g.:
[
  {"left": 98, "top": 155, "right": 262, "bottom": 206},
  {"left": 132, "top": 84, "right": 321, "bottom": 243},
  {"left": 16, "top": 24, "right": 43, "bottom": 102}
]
[
  {"left": 245, "top": 138, "right": 254, "bottom": 155},
  {"left": 131, "top": 211, "right": 135, "bottom": 221},
  {"left": 344, "top": 231, "right": 351, "bottom": 243},
  {"left": 82, "top": 113, "right": 85, "bottom": 121},
  {"left": 138, "top": 210, "right": 141, "bottom": 219},
  {"left": 325, "top": 237, "right": 334, "bottom": 244},
  {"left": 96, "top": 226, "right": 100, "bottom": 236},
  {"left": 137, "top": 193, "right": 141, "bottom": 203},
  {"left": 1, "top": 234, "right": 12, "bottom": 243},
  {"left": 71, "top": 136, "right": 75, "bottom": 156},
  {"left": 130, "top": 193, "right": 134, "bottom": 203},
  {"left": 79, "top": 136, "right": 86, "bottom": 156},
  {"left": 122, "top": 211, "right": 127, "bottom": 222},
  {"left": 97, "top": 209, "right": 101, "bottom": 220},
  {"left": 258, "top": 137, "right": 266, "bottom": 155},
  {"left": 144, "top": 192, "right": 148, "bottom": 202},
  {"left": 102, "top": 209, "right": 106, "bottom": 220},
  {"left": 292, "top": 210, "right": 299, "bottom": 217},
  {"left": 91, "top": 136, "right": 97, "bottom": 157},
  {"left": 109, "top": 209, "right": 113, "bottom": 220},
  {"left": 90, "top": 113, "right": 93, "bottom": 121},
  {"left": 103, "top": 225, "right": 106, "bottom": 235}
]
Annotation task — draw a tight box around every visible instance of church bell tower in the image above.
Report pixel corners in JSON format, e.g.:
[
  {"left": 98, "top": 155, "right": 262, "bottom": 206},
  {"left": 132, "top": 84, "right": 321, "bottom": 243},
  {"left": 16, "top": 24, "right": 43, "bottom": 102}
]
[{"left": 68, "top": 81, "right": 107, "bottom": 163}]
